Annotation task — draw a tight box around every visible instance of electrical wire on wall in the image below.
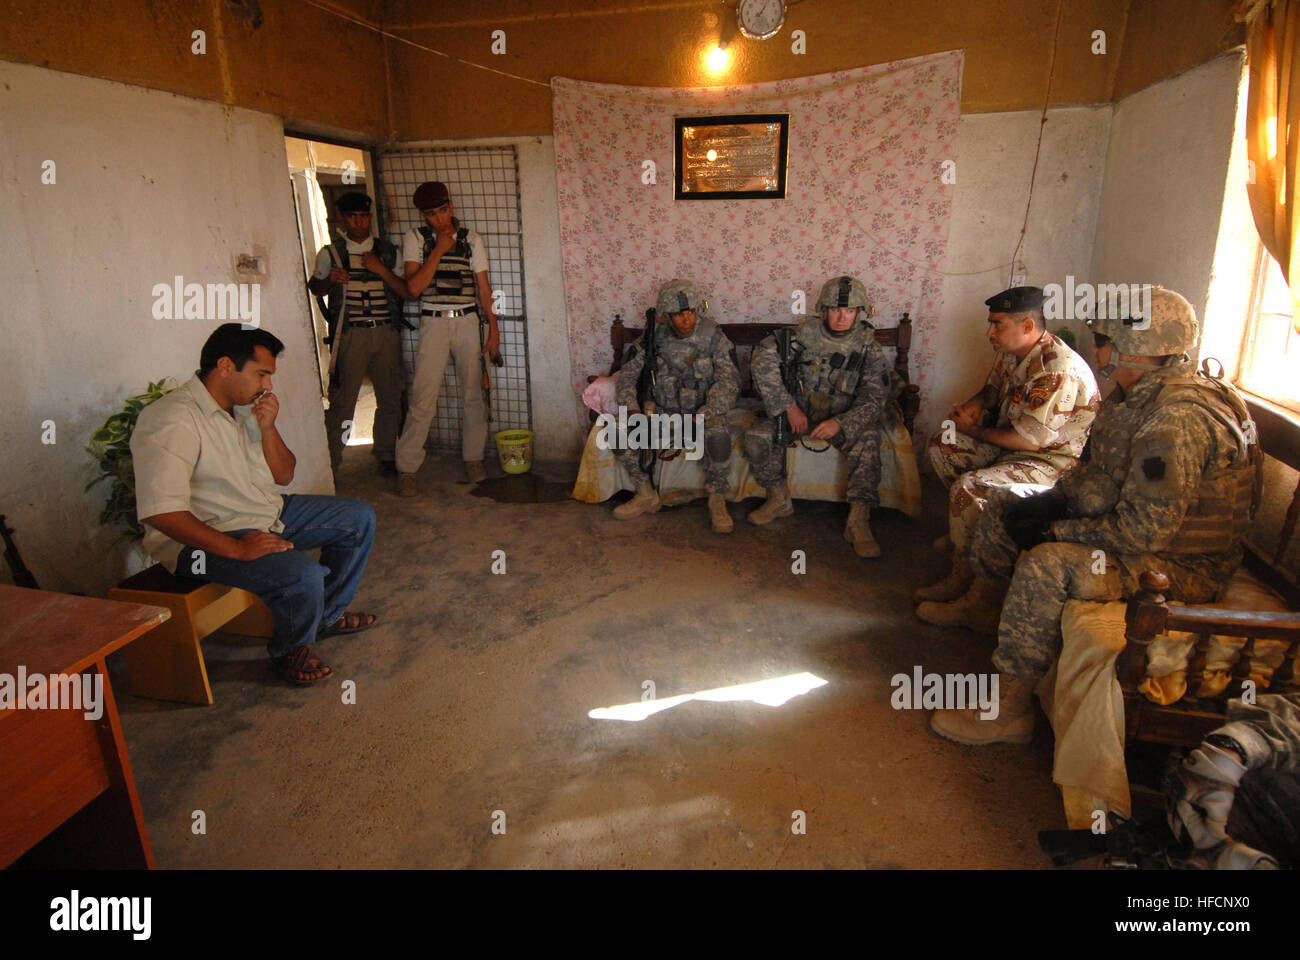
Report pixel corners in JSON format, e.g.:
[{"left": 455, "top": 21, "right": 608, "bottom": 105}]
[
  {"left": 1007, "top": 0, "right": 1066, "bottom": 287},
  {"left": 299, "top": 0, "right": 550, "bottom": 88},
  {"left": 303, "top": 0, "right": 1067, "bottom": 284}
]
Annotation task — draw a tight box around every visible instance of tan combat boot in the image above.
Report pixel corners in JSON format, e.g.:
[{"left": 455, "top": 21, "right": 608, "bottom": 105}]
[
  {"left": 748, "top": 486, "right": 793, "bottom": 525},
  {"left": 915, "top": 577, "right": 1004, "bottom": 633},
  {"left": 396, "top": 473, "right": 418, "bottom": 497},
  {"left": 933, "top": 534, "right": 953, "bottom": 554},
  {"left": 708, "top": 493, "right": 734, "bottom": 534},
  {"left": 912, "top": 553, "right": 974, "bottom": 605},
  {"left": 843, "top": 503, "right": 881, "bottom": 558},
  {"left": 930, "top": 673, "right": 1036, "bottom": 745},
  {"left": 613, "top": 482, "right": 661, "bottom": 519},
  {"left": 465, "top": 460, "right": 488, "bottom": 483}
]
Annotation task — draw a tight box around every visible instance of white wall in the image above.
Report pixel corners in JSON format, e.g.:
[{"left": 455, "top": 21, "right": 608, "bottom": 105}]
[
  {"left": 0, "top": 60, "right": 332, "bottom": 595},
  {"left": 925, "top": 105, "right": 1112, "bottom": 443},
  {"left": 1090, "top": 51, "right": 1246, "bottom": 363}
]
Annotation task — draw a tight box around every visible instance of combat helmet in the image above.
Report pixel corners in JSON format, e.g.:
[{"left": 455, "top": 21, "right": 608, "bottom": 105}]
[
  {"left": 657, "top": 279, "right": 703, "bottom": 317},
  {"left": 1089, "top": 286, "right": 1198, "bottom": 359},
  {"left": 817, "top": 275, "right": 873, "bottom": 316}
]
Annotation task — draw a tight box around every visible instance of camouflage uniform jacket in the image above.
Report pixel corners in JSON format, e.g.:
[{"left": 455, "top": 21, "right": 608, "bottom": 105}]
[
  {"left": 615, "top": 316, "right": 740, "bottom": 420},
  {"left": 751, "top": 316, "right": 893, "bottom": 440},
  {"left": 1051, "top": 359, "right": 1258, "bottom": 592},
  {"left": 984, "top": 331, "right": 1099, "bottom": 470}
]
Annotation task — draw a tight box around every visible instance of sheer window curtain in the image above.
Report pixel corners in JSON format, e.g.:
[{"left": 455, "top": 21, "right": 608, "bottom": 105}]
[{"left": 1238, "top": 0, "right": 1300, "bottom": 331}]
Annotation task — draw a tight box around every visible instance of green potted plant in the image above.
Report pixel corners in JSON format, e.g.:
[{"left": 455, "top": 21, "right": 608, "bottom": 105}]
[{"left": 86, "top": 379, "right": 177, "bottom": 543}]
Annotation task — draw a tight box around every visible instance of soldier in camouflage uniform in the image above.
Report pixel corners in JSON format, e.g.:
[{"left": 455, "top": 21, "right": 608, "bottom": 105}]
[
  {"left": 612, "top": 279, "right": 742, "bottom": 533},
  {"left": 746, "top": 276, "right": 893, "bottom": 558},
  {"left": 929, "top": 287, "right": 1259, "bottom": 746},
  {"left": 916, "top": 286, "right": 1099, "bottom": 623}
]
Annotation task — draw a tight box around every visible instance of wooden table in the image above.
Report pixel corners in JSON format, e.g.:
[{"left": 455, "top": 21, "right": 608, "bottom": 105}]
[{"left": 0, "top": 584, "right": 170, "bottom": 868}]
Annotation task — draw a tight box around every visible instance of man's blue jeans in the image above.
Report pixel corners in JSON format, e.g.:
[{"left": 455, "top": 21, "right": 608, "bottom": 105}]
[{"left": 177, "top": 495, "right": 376, "bottom": 658}]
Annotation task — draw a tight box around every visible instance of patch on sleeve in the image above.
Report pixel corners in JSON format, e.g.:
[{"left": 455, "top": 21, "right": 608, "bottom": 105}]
[
  {"left": 1025, "top": 374, "right": 1063, "bottom": 410},
  {"left": 1141, "top": 456, "right": 1166, "bottom": 481}
]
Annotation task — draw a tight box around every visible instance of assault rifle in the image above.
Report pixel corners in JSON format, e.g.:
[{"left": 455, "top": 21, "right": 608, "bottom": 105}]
[
  {"left": 636, "top": 307, "right": 659, "bottom": 417},
  {"left": 772, "top": 328, "right": 804, "bottom": 449},
  {"left": 0, "top": 514, "right": 39, "bottom": 590},
  {"left": 479, "top": 314, "right": 504, "bottom": 420},
  {"left": 635, "top": 308, "right": 659, "bottom": 478}
]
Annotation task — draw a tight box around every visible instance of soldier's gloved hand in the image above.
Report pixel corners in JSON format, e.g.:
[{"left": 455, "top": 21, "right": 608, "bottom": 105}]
[{"left": 1002, "top": 489, "right": 1068, "bottom": 552}]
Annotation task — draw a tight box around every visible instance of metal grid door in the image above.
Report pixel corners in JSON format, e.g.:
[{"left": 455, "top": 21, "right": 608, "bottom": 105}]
[{"left": 378, "top": 146, "right": 531, "bottom": 456}]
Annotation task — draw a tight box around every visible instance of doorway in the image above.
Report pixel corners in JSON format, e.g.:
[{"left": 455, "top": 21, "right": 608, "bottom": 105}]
[{"left": 285, "top": 135, "right": 385, "bottom": 448}]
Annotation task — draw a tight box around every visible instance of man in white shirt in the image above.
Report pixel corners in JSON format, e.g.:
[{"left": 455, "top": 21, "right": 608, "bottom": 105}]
[
  {"left": 394, "top": 180, "right": 501, "bottom": 494},
  {"left": 131, "top": 324, "right": 378, "bottom": 686}
]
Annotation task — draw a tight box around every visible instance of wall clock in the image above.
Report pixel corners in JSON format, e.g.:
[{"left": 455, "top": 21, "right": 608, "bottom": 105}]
[{"left": 737, "top": 0, "right": 787, "bottom": 40}]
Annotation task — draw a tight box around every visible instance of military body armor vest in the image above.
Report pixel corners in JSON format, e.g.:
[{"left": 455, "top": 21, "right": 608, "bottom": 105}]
[
  {"left": 325, "top": 235, "right": 402, "bottom": 324},
  {"left": 650, "top": 317, "right": 724, "bottom": 414},
  {"left": 1081, "top": 368, "right": 1257, "bottom": 555},
  {"left": 791, "top": 316, "right": 874, "bottom": 421},
  {"left": 1152, "top": 375, "right": 1258, "bottom": 555},
  {"left": 419, "top": 225, "right": 477, "bottom": 305}
]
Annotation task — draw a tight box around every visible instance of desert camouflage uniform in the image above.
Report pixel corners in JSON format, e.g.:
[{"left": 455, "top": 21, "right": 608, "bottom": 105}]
[
  {"left": 970, "top": 358, "right": 1257, "bottom": 681},
  {"left": 615, "top": 315, "right": 740, "bottom": 493},
  {"left": 928, "top": 331, "right": 1100, "bottom": 551},
  {"left": 748, "top": 315, "right": 894, "bottom": 504}
]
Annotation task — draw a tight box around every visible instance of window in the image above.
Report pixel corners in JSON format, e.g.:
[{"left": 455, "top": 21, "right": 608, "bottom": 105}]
[{"left": 1237, "top": 244, "right": 1300, "bottom": 414}]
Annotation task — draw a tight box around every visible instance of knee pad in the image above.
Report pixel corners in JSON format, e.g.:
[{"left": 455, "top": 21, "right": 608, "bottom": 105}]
[
  {"left": 744, "top": 428, "right": 771, "bottom": 464},
  {"left": 706, "top": 429, "right": 731, "bottom": 462}
]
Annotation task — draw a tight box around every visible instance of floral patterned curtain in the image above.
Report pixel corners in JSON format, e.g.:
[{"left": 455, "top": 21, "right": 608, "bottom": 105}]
[{"left": 552, "top": 51, "right": 964, "bottom": 426}]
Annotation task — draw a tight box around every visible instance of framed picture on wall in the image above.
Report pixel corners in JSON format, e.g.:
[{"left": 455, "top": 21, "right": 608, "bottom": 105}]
[{"left": 674, "top": 114, "right": 789, "bottom": 200}]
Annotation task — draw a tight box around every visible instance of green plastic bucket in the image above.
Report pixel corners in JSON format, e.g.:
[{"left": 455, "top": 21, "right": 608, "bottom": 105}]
[{"left": 495, "top": 429, "right": 533, "bottom": 475}]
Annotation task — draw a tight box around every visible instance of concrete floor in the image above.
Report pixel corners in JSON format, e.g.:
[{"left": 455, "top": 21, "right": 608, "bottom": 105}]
[{"left": 115, "top": 441, "right": 1069, "bottom": 869}]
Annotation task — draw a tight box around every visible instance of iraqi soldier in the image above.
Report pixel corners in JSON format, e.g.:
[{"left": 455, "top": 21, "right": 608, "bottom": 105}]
[
  {"left": 746, "top": 276, "right": 893, "bottom": 558},
  {"left": 916, "top": 285, "right": 1099, "bottom": 625},
  {"left": 612, "top": 279, "right": 741, "bottom": 533},
  {"left": 395, "top": 181, "right": 500, "bottom": 493},
  {"left": 306, "top": 191, "right": 412, "bottom": 476},
  {"left": 929, "top": 286, "right": 1259, "bottom": 745}
]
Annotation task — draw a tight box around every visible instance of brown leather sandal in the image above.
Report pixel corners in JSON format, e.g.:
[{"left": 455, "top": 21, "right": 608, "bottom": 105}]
[
  {"left": 273, "top": 645, "right": 333, "bottom": 686},
  {"left": 319, "top": 611, "right": 378, "bottom": 638}
]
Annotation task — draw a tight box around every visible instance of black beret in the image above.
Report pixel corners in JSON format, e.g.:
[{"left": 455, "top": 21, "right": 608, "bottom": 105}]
[
  {"left": 984, "top": 286, "right": 1044, "bottom": 313},
  {"left": 336, "top": 191, "right": 373, "bottom": 213}
]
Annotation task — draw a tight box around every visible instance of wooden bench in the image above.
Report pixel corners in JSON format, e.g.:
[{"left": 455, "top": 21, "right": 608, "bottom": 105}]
[
  {"left": 1119, "top": 396, "right": 1300, "bottom": 747},
  {"left": 594, "top": 309, "right": 921, "bottom": 434},
  {"left": 108, "top": 564, "right": 273, "bottom": 705}
]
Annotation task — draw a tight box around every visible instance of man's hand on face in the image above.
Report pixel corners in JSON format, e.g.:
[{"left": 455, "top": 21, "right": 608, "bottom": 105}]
[
  {"left": 329, "top": 266, "right": 350, "bottom": 284},
  {"left": 236, "top": 531, "right": 294, "bottom": 562},
  {"left": 252, "top": 391, "right": 279, "bottom": 431},
  {"left": 431, "top": 227, "right": 458, "bottom": 258},
  {"left": 809, "top": 417, "right": 841, "bottom": 441},
  {"left": 787, "top": 403, "right": 809, "bottom": 436}
]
